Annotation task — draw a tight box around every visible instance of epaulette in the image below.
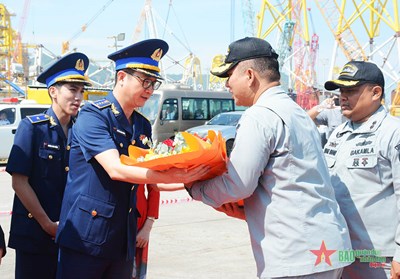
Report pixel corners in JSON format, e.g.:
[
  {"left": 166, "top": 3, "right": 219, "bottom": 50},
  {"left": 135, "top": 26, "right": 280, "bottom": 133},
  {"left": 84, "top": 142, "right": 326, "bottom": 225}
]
[
  {"left": 27, "top": 114, "right": 50, "bottom": 124},
  {"left": 134, "top": 109, "right": 150, "bottom": 123},
  {"left": 92, "top": 99, "right": 111, "bottom": 110}
]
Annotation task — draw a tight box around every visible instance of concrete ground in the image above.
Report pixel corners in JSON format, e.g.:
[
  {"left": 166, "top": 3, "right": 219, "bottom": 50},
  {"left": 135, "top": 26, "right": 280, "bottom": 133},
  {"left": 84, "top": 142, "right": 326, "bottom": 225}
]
[{"left": 0, "top": 167, "right": 257, "bottom": 279}]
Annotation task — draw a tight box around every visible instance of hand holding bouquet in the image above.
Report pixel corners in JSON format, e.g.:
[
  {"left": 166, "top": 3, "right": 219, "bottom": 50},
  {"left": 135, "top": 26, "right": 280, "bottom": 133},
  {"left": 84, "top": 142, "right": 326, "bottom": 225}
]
[{"left": 120, "top": 131, "right": 228, "bottom": 180}]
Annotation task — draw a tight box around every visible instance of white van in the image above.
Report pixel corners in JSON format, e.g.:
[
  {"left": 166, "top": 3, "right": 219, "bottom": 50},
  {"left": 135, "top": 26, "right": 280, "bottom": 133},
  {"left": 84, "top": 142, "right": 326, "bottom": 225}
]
[
  {"left": 138, "top": 85, "right": 246, "bottom": 142},
  {"left": 0, "top": 99, "right": 50, "bottom": 163}
]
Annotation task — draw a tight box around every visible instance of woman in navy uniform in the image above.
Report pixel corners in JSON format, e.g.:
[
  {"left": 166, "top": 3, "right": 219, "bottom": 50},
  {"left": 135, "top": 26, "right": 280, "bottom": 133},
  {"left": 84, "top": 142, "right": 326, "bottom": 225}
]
[
  {"left": 56, "top": 39, "right": 208, "bottom": 279},
  {"left": 6, "top": 52, "right": 92, "bottom": 279}
]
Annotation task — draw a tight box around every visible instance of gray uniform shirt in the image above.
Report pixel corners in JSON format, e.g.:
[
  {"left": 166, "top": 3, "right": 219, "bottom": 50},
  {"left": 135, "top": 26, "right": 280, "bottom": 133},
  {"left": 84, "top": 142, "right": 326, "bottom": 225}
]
[
  {"left": 324, "top": 106, "right": 400, "bottom": 261},
  {"left": 191, "top": 86, "right": 352, "bottom": 278},
  {"left": 315, "top": 107, "right": 346, "bottom": 139}
]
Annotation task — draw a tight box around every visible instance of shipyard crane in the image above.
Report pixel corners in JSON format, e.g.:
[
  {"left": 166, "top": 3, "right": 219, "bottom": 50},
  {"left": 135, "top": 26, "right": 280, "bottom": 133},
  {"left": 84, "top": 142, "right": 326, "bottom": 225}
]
[
  {"left": 208, "top": 54, "right": 226, "bottom": 90},
  {"left": 132, "top": 0, "right": 158, "bottom": 42},
  {"left": 132, "top": 0, "right": 204, "bottom": 88},
  {"left": 314, "top": 0, "right": 367, "bottom": 80},
  {"left": 257, "top": 0, "right": 319, "bottom": 110},
  {"left": 276, "top": 20, "right": 295, "bottom": 70},
  {"left": 0, "top": 4, "right": 15, "bottom": 92},
  {"left": 314, "top": 0, "right": 400, "bottom": 116},
  {"left": 180, "top": 54, "right": 203, "bottom": 89},
  {"left": 12, "top": 0, "right": 31, "bottom": 65},
  {"left": 11, "top": 0, "right": 32, "bottom": 85},
  {"left": 241, "top": 0, "right": 256, "bottom": 36},
  {"left": 62, "top": 0, "right": 115, "bottom": 54},
  {"left": 291, "top": 2, "right": 319, "bottom": 110}
]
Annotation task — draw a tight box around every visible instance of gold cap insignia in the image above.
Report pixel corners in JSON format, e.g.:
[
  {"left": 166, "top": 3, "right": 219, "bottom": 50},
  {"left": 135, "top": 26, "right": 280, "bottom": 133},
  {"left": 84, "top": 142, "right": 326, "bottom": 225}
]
[
  {"left": 340, "top": 64, "right": 358, "bottom": 77},
  {"left": 226, "top": 47, "right": 231, "bottom": 57},
  {"left": 151, "top": 48, "right": 163, "bottom": 62},
  {"left": 75, "top": 59, "right": 85, "bottom": 71}
]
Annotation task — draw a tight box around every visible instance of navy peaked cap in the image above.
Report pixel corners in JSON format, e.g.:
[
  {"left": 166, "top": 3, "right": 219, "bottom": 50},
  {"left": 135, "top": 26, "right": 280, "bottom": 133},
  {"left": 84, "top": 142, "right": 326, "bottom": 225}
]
[
  {"left": 37, "top": 52, "right": 92, "bottom": 87},
  {"left": 107, "top": 39, "right": 169, "bottom": 79}
]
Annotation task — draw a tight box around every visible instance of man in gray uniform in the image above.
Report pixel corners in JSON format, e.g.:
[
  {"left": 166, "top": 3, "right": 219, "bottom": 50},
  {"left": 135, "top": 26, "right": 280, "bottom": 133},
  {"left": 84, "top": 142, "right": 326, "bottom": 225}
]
[
  {"left": 307, "top": 96, "right": 346, "bottom": 147},
  {"left": 185, "top": 37, "right": 352, "bottom": 279},
  {"left": 323, "top": 61, "right": 400, "bottom": 279}
]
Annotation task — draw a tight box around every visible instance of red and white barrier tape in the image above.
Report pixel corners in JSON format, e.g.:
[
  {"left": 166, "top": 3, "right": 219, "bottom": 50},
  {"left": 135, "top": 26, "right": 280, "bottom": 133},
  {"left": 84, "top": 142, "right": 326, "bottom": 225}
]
[
  {"left": 160, "top": 197, "right": 194, "bottom": 205},
  {"left": 0, "top": 210, "right": 12, "bottom": 216}
]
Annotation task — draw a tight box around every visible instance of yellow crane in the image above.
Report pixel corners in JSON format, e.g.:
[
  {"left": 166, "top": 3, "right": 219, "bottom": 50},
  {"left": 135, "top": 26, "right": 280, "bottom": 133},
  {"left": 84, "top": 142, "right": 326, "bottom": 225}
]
[
  {"left": 0, "top": 3, "right": 16, "bottom": 95},
  {"left": 314, "top": 0, "right": 367, "bottom": 62},
  {"left": 62, "top": 0, "right": 115, "bottom": 54},
  {"left": 256, "top": 0, "right": 319, "bottom": 110},
  {"left": 314, "top": 0, "right": 400, "bottom": 116}
]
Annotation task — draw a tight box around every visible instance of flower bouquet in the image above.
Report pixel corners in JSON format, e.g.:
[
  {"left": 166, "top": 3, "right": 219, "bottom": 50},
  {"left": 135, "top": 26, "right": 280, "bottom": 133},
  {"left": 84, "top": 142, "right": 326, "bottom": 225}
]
[{"left": 120, "top": 130, "right": 228, "bottom": 180}]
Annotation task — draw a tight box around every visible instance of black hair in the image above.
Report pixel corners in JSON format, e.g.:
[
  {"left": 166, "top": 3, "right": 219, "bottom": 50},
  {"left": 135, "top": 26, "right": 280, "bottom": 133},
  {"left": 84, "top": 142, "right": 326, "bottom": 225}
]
[{"left": 241, "top": 57, "right": 280, "bottom": 82}]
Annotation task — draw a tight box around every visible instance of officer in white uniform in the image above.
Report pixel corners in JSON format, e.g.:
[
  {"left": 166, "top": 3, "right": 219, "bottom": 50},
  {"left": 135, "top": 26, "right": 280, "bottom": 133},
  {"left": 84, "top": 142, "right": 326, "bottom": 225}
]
[
  {"left": 186, "top": 37, "right": 352, "bottom": 279},
  {"left": 323, "top": 61, "right": 400, "bottom": 279}
]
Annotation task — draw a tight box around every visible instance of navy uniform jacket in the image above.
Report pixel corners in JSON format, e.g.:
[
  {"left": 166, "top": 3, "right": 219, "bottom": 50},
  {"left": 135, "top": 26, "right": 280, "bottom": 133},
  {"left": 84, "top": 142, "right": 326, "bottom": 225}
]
[
  {"left": 56, "top": 93, "right": 151, "bottom": 260},
  {"left": 0, "top": 225, "right": 6, "bottom": 257},
  {"left": 6, "top": 107, "right": 72, "bottom": 254}
]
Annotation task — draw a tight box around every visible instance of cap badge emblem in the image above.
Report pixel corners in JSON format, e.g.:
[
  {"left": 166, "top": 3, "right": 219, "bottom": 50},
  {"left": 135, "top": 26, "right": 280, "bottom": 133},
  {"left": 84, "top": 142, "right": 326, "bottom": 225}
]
[
  {"left": 340, "top": 64, "right": 357, "bottom": 77},
  {"left": 151, "top": 48, "right": 163, "bottom": 61},
  {"left": 226, "top": 46, "right": 231, "bottom": 56},
  {"left": 75, "top": 59, "right": 85, "bottom": 71}
]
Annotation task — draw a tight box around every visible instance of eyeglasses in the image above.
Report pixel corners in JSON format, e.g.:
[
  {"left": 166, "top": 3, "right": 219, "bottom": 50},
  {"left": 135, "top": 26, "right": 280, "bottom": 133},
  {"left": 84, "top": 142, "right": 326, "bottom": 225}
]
[{"left": 125, "top": 71, "right": 162, "bottom": 90}]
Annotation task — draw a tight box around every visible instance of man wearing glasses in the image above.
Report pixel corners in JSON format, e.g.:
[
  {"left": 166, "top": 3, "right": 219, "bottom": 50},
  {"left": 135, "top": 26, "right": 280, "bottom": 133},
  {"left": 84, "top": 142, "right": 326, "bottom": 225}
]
[{"left": 56, "top": 39, "right": 208, "bottom": 278}]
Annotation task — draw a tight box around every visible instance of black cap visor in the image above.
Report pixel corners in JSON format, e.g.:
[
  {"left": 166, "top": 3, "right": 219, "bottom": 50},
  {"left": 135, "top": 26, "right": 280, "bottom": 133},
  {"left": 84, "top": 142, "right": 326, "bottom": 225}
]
[
  {"left": 324, "top": 79, "right": 365, "bottom": 91},
  {"left": 210, "top": 61, "right": 239, "bottom": 78}
]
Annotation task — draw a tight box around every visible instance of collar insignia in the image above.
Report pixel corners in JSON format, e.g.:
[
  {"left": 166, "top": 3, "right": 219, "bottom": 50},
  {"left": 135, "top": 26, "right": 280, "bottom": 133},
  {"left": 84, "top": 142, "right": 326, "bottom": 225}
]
[
  {"left": 49, "top": 116, "right": 57, "bottom": 126},
  {"left": 111, "top": 103, "right": 120, "bottom": 115}
]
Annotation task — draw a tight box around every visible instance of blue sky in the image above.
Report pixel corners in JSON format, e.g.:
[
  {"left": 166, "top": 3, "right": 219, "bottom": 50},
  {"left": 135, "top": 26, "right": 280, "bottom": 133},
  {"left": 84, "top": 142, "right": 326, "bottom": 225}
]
[
  {"left": 3, "top": 0, "right": 244, "bottom": 73},
  {"left": 2, "top": 0, "right": 398, "bottom": 90}
]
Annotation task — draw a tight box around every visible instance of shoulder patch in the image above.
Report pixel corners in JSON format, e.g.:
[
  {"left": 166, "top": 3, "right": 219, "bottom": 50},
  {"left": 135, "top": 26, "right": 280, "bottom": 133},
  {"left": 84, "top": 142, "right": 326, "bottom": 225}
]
[
  {"left": 92, "top": 99, "right": 112, "bottom": 109},
  {"left": 27, "top": 114, "right": 50, "bottom": 124},
  {"left": 134, "top": 109, "right": 150, "bottom": 123}
]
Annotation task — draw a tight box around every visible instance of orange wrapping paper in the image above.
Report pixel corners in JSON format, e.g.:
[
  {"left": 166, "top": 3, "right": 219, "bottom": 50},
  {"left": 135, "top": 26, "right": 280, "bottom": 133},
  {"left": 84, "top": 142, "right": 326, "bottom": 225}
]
[{"left": 120, "top": 131, "right": 228, "bottom": 180}]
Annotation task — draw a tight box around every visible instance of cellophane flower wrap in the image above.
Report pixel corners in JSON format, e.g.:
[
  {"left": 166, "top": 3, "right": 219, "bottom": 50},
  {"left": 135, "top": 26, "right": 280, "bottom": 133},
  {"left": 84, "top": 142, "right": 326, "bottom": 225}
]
[{"left": 120, "top": 130, "right": 228, "bottom": 180}]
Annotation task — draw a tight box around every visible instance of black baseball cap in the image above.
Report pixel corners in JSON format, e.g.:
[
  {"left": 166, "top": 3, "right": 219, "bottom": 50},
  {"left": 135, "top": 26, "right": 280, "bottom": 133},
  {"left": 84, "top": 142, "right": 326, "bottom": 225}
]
[
  {"left": 324, "top": 61, "right": 384, "bottom": 91},
  {"left": 210, "top": 37, "right": 279, "bottom": 78}
]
